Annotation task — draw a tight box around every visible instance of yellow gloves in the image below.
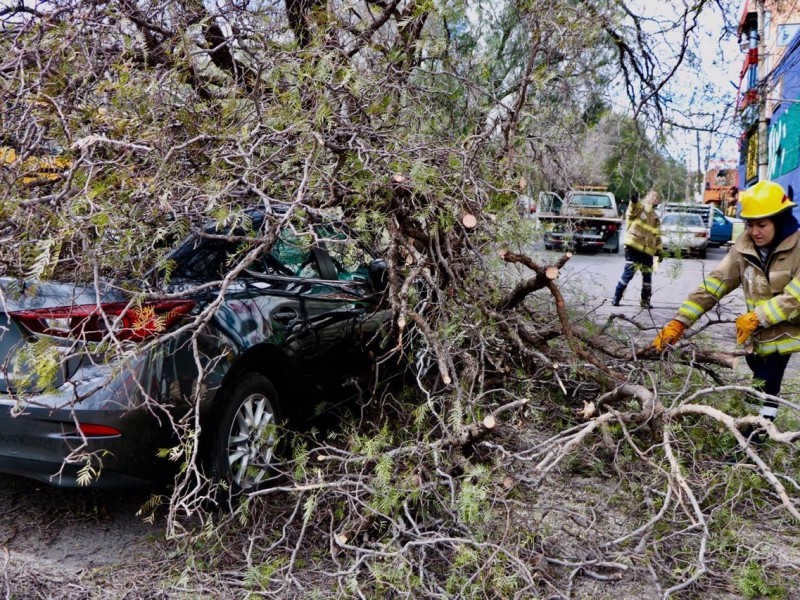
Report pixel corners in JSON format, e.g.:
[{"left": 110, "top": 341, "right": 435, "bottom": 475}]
[
  {"left": 654, "top": 313, "right": 760, "bottom": 351},
  {"left": 735, "top": 312, "right": 761, "bottom": 345},
  {"left": 653, "top": 320, "right": 686, "bottom": 351}
]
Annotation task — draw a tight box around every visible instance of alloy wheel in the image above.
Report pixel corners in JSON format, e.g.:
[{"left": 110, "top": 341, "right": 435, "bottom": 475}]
[{"left": 226, "top": 391, "right": 277, "bottom": 489}]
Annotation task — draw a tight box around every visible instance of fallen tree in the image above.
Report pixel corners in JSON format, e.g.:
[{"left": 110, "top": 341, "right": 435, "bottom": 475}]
[{"left": 2, "top": 1, "right": 798, "bottom": 598}]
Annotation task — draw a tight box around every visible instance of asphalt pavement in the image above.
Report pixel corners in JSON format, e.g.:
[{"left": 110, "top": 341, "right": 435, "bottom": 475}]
[
  {"left": 556, "top": 244, "right": 744, "bottom": 321},
  {"left": 531, "top": 242, "right": 748, "bottom": 358}
]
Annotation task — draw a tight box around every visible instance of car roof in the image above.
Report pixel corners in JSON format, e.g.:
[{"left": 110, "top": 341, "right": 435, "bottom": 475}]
[{"left": 663, "top": 212, "right": 703, "bottom": 224}]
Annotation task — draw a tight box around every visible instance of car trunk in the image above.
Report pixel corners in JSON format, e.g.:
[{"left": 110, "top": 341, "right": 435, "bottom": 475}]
[{"left": 0, "top": 278, "right": 124, "bottom": 394}]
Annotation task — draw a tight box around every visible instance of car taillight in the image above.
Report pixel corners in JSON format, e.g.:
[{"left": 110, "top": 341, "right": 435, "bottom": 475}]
[
  {"left": 695, "top": 232, "right": 708, "bottom": 238},
  {"left": 77, "top": 423, "right": 121, "bottom": 437},
  {"left": 607, "top": 224, "right": 617, "bottom": 231},
  {"left": 10, "top": 300, "right": 195, "bottom": 342}
]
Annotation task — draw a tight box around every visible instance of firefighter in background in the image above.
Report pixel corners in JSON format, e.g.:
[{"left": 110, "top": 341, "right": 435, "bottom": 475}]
[
  {"left": 611, "top": 190, "right": 662, "bottom": 309},
  {"left": 654, "top": 180, "right": 800, "bottom": 441},
  {"left": 726, "top": 186, "right": 739, "bottom": 217}
]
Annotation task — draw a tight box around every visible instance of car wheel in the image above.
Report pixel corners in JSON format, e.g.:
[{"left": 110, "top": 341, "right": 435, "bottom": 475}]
[
  {"left": 203, "top": 373, "right": 283, "bottom": 497},
  {"left": 698, "top": 248, "right": 707, "bottom": 259}
]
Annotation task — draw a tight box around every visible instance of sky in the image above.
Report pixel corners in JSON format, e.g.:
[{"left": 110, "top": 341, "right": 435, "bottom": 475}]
[
  {"left": 686, "top": 2, "right": 746, "bottom": 165},
  {"left": 616, "top": 1, "right": 745, "bottom": 170}
]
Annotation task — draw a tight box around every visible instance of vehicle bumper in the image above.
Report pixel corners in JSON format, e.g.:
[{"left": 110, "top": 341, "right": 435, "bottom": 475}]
[
  {"left": 664, "top": 241, "right": 708, "bottom": 252},
  {"left": 0, "top": 454, "right": 156, "bottom": 488},
  {"left": 545, "top": 234, "right": 609, "bottom": 247},
  {"left": 0, "top": 358, "right": 177, "bottom": 488}
]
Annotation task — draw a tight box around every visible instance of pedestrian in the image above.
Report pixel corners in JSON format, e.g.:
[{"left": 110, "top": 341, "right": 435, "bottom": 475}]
[
  {"left": 653, "top": 180, "right": 800, "bottom": 441},
  {"left": 611, "top": 189, "right": 663, "bottom": 309}
]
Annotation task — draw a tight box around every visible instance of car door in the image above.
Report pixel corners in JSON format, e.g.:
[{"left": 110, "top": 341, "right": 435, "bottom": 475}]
[
  {"left": 162, "top": 230, "right": 322, "bottom": 398},
  {"left": 710, "top": 208, "right": 733, "bottom": 245},
  {"left": 269, "top": 223, "right": 384, "bottom": 389}
]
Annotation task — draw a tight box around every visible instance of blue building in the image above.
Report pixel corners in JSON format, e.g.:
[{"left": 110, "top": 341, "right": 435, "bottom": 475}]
[
  {"left": 737, "top": 0, "right": 800, "bottom": 206},
  {"left": 764, "top": 29, "right": 800, "bottom": 201}
]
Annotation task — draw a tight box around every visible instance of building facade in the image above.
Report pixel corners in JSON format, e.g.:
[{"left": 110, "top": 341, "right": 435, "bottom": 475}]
[
  {"left": 703, "top": 162, "right": 739, "bottom": 214},
  {"left": 737, "top": 0, "right": 800, "bottom": 193}
]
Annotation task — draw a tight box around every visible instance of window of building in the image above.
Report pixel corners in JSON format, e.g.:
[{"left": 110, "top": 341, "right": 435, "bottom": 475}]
[{"left": 777, "top": 24, "right": 800, "bottom": 47}]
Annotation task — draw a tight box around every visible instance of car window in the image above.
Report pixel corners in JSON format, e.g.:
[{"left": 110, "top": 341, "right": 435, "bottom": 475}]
[
  {"left": 169, "top": 221, "right": 372, "bottom": 282},
  {"left": 571, "top": 194, "right": 612, "bottom": 208},
  {"left": 663, "top": 213, "right": 703, "bottom": 227},
  {"left": 170, "top": 232, "right": 308, "bottom": 280},
  {"left": 317, "top": 224, "right": 371, "bottom": 282},
  {"left": 268, "top": 229, "right": 320, "bottom": 278},
  {"left": 250, "top": 225, "right": 369, "bottom": 281},
  {"left": 169, "top": 237, "right": 233, "bottom": 279}
]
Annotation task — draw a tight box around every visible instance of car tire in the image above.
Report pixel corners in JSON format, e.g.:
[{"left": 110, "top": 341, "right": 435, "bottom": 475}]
[
  {"left": 203, "top": 373, "right": 284, "bottom": 499},
  {"left": 698, "top": 248, "right": 707, "bottom": 259}
]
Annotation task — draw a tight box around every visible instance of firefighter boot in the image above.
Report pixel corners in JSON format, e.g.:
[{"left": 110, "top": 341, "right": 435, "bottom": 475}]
[
  {"left": 641, "top": 283, "right": 652, "bottom": 309},
  {"left": 740, "top": 423, "right": 766, "bottom": 446},
  {"left": 725, "top": 415, "right": 774, "bottom": 463},
  {"left": 611, "top": 283, "right": 626, "bottom": 307}
]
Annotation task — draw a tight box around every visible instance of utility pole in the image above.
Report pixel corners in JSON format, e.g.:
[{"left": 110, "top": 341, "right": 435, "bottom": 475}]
[
  {"left": 757, "top": 0, "right": 769, "bottom": 181},
  {"left": 696, "top": 130, "right": 702, "bottom": 202}
]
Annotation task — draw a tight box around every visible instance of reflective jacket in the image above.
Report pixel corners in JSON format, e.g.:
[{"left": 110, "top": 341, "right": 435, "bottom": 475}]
[
  {"left": 623, "top": 201, "right": 662, "bottom": 256},
  {"left": 675, "top": 230, "right": 800, "bottom": 355}
]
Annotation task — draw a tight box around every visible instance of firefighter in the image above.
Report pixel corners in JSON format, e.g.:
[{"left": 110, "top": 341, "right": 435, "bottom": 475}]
[
  {"left": 653, "top": 180, "right": 800, "bottom": 441},
  {"left": 611, "top": 190, "right": 663, "bottom": 309}
]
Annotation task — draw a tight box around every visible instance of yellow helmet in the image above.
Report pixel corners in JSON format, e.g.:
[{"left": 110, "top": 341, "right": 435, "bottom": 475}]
[{"left": 739, "top": 180, "right": 796, "bottom": 219}]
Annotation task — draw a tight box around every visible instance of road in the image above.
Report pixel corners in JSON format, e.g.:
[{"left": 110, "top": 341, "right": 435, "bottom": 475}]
[
  {"left": 545, "top": 243, "right": 745, "bottom": 338},
  {"left": 0, "top": 474, "right": 157, "bottom": 593},
  {"left": 556, "top": 243, "right": 744, "bottom": 316}
]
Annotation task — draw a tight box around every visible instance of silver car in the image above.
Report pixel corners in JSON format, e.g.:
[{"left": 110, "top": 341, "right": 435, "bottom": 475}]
[{"left": 661, "top": 212, "right": 709, "bottom": 259}]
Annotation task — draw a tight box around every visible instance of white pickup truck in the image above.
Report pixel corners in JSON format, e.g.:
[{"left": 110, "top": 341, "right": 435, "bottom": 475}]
[{"left": 537, "top": 187, "right": 622, "bottom": 253}]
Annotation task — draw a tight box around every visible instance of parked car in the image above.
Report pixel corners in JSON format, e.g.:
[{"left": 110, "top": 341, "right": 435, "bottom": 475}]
[
  {"left": 709, "top": 207, "right": 741, "bottom": 246},
  {"left": 661, "top": 212, "right": 709, "bottom": 258},
  {"left": 539, "top": 188, "right": 621, "bottom": 253},
  {"left": 0, "top": 210, "right": 391, "bottom": 494},
  {"left": 517, "top": 194, "right": 535, "bottom": 217}
]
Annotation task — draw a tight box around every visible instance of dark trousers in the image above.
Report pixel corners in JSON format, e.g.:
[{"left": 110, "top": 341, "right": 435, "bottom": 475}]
[
  {"left": 613, "top": 247, "right": 653, "bottom": 303},
  {"left": 745, "top": 352, "right": 791, "bottom": 419}
]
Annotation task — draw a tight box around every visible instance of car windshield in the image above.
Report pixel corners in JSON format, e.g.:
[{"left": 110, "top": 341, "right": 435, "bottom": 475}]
[
  {"left": 663, "top": 213, "right": 703, "bottom": 227},
  {"left": 570, "top": 194, "right": 612, "bottom": 208},
  {"left": 166, "top": 217, "right": 375, "bottom": 282}
]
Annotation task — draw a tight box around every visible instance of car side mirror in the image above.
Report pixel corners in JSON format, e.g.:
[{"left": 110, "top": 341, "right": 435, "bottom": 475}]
[{"left": 368, "top": 259, "right": 388, "bottom": 293}]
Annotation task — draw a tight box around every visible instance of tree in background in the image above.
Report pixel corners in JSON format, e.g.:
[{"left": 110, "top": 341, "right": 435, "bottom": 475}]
[
  {"left": 601, "top": 114, "right": 688, "bottom": 204},
  {"left": 547, "top": 109, "right": 689, "bottom": 205}
]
